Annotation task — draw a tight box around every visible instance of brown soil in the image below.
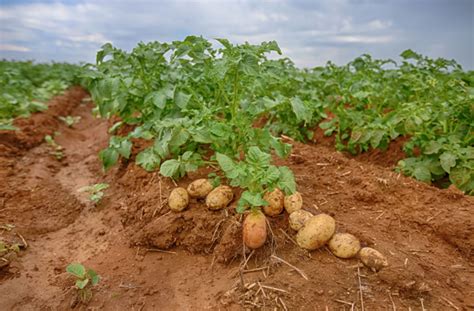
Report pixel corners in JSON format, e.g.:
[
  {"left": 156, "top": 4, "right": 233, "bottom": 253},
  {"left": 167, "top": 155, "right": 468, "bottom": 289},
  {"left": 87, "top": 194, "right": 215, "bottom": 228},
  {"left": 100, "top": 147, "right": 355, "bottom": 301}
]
[{"left": 0, "top": 88, "right": 473, "bottom": 310}]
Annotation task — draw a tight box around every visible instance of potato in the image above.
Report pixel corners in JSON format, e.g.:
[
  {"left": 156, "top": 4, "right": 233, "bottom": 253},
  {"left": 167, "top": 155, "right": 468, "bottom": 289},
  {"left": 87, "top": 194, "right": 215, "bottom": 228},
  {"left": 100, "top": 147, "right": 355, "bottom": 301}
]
[
  {"left": 187, "top": 179, "right": 213, "bottom": 198},
  {"left": 288, "top": 210, "right": 313, "bottom": 231},
  {"left": 328, "top": 233, "right": 361, "bottom": 258},
  {"left": 296, "top": 214, "right": 336, "bottom": 250},
  {"left": 284, "top": 192, "right": 303, "bottom": 214},
  {"left": 168, "top": 187, "right": 189, "bottom": 212},
  {"left": 263, "top": 188, "right": 284, "bottom": 217},
  {"left": 243, "top": 210, "right": 267, "bottom": 249},
  {"left": 358, "top": 247, "right": 388, "bottom": 271},
  {"left": 206, "top": 185, "right": 233, "bottom": 210}
]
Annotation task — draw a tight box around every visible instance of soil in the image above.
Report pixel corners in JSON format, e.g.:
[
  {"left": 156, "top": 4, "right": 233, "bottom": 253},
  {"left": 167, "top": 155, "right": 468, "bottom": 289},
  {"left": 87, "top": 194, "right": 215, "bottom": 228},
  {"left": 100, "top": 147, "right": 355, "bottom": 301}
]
[{"left": 0, "top": 87, "right": 473, "bottom": 310}]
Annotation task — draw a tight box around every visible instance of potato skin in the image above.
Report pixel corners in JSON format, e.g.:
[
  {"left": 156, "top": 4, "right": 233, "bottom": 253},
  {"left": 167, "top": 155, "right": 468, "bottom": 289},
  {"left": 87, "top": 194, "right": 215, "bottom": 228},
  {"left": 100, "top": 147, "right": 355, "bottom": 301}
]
[
  {"left": 358, "top": 247, "right": 388, "bottom": 271},
  {"left": 284, "top": 192, "right": 303, "bottom": 214},
  {"left": 187, "top": 179, "right": 213, "bottom": 198},
  {"left": 288, "top": 210, "right": 313, "bottom": 231},
  {"left": 206, "top": 185, "right": 233, "bottom": 210},
  {"left": 296, "top": 214, "right": 336, "bottom": 250},
  {"left": 243, "top": 210, "right": 267, "bottom": 249},
  {"left": 168, "top": 187, "right": 189, "bottom": 212},
  {"left": 263, "top": 188, "right": 284, "bottom": 217},
  {"left": 328, "top": 233, "right": 361, "bottom": 258}
]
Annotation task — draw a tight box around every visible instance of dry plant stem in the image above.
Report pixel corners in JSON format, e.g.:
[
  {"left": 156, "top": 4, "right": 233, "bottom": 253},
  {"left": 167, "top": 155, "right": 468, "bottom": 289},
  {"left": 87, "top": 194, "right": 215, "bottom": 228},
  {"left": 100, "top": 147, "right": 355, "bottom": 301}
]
[
  {"left": 388, "top": 291, "right": 396, "bottom": 311},
  {"left": 145, "top": 248, "right": 176, "bottom": 254},
  {"left": 243, "top": 266, "right": 269, "bottom": 274},
  {"left": 259, "top": 284, "right": 288, "bottom": 293},
  {"left": 278, "top": 228, "right": 298, "bottom": 246},
  {"left": 357, "top": 267, "right": 365, "bottom": 311},
  {"left": 279, "top": 297, "right": 288, "bottom": 311},
  {"left": 257, "top": 282, "right": 267, "bottom": 298},
  {"left": 440, "top": 297, "right": 460, "bottom": 310},
  {"left": 239, "top": 249, "right": 254, "bottom": 287},
  {"left": 16, "top": 232, "right": 28, "bottom": 248},
  {"left": 206, "top": 218, "right": 226, "bottom": 253},
  {"left": 211, "top": 219, "right": 226, "bottom": 242},
  {"left": 420, "top": 298, "right": 426, "bottom": 311},
  {"left": 265, "top": 217, "right": 277, "bottom": 255},
  {"left": 270, "top": 254, "right": 309, "bottom": 280},
  {"left": 334, "top": 299, "right": 354, "bottom": 306},
  {"left": 241, "top": 250, "right": 255, "bottom": 270},
  {"left": 375, "top": 211, "right": 386, "bottom": 220},
  {"left": 152, "top": 176, "right": 164, "bottom": 217},
  {"left": 155, "top": 210, "right": 171, "bottom": 221}
]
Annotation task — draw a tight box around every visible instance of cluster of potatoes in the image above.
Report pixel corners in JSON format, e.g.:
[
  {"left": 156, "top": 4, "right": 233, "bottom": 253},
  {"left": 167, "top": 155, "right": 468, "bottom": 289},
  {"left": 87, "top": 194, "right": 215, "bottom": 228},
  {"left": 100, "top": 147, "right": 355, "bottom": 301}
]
[
  {"left": 168, "top": 179, "right": 233, "bottom": 211},
  {"left": 283, "top": 191, "right": 388, "bottom": 271},
  {"left": 168, "top": 180, "right": 388, "bottom": 272}
]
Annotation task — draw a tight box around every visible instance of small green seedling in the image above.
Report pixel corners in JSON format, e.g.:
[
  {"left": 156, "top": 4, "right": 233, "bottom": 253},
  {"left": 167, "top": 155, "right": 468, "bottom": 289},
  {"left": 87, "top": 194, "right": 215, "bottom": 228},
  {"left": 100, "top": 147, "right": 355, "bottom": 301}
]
[
  {"left": 66, "top": 263, "right": 100, "bottom": 303},
  {"left": 78, "top": 183, "right": 109, "bottom": 204},
  {"left": 59, "top": 115, "right": 81, "bottom": 127},
  {"left": 44, "top": 134, "right": 64, "bottom": 160}
]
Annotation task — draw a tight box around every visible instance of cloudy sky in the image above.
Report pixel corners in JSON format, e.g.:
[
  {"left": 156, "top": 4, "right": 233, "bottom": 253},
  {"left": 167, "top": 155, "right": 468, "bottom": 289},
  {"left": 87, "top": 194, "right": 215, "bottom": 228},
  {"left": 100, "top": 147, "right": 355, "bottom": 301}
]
[{"left": 0, "top": 0, "right": 473, "bottom": 68}]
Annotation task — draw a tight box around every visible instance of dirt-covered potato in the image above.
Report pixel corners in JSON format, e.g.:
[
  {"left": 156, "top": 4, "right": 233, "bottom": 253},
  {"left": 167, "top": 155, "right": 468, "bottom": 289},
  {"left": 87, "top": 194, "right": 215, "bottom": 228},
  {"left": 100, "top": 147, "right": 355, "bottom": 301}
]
[
  {"left": 206, "top": 185, "right": 233, "bottom": 210},
  {"left": 296, "top": 214, "right": 336, "bottom": 250},
  {"left": 187, "top": 179, "right": 213, "bottom": 198},
  {"left": 243, "top": 210, "right": 267, "bottom": 249},
  {"left": 168, "top": 187, "right": 189, "bottom": 212},
  {"left": 284, "top": 192, "right": 303, "bottom": 214},
  {"left": 288, "top": 210, "right": 313, "bottom": 231},
  {"left": 263, "top": 188, "right": 284, "bottom": 217},
  {"left": 328, "top": 233, "right": 361, "bottom": 258},
  {"left": 358, "top": 247, "right": 388, "bottom": 271}
]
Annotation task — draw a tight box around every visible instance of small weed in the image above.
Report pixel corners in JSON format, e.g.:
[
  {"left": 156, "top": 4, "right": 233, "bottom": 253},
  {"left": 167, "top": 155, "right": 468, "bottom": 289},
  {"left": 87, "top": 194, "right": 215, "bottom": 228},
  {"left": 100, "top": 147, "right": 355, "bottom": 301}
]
[
  {"left": 44, "top": 134, "right": 64, "bottom": 160},
  {"left": 78, "top": 183, "right": 109, "bottom": 204},
  {"left": 59, "top": 115, "right": 81, "bottom": 127},
  {"left": 66, "top": 263, "right": 100, "bottom": 303}
]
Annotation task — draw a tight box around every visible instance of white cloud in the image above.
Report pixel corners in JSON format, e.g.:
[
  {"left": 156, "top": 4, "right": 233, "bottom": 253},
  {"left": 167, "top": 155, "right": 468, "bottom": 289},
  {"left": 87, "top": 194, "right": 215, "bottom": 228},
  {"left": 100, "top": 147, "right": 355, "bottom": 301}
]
[
  {"left": 0, "top": 0, "right": 471, "bottom": 68},
  {"left": 0, "top": 43, "right": 30, "bottom": 52},
  {"left": 333, "top": 35, "right": 393, "bottom": 44},
  {"left": 368, "top": 19, "right": 393, "bottom": 31}
]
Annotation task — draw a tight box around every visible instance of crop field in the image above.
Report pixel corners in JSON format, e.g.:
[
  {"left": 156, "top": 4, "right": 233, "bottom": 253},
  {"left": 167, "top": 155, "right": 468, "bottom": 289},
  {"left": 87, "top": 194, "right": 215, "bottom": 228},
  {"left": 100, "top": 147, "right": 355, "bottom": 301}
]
[{"left": 0, "top": 37, "right": 473, "bottom": 310}]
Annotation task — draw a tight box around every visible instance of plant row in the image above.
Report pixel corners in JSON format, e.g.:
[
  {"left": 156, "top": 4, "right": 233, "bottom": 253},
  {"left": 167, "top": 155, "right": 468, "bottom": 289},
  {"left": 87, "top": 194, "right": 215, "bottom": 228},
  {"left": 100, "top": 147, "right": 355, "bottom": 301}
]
[{"left": 0, "top": 60, "right": 84, "bottom": 130}]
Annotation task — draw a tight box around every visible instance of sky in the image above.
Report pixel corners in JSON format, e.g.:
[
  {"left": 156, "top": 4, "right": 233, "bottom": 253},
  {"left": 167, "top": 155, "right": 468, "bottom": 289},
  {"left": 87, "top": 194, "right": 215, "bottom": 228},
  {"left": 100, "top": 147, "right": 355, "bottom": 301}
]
[{"left": 0, "top": 0, "right": 473, "bottom": 69}]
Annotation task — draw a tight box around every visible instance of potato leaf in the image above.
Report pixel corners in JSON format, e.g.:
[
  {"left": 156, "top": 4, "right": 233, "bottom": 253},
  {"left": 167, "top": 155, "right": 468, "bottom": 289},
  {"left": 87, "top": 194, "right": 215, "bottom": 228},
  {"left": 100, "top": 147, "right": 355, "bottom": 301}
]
[
  {"left": 136, "top": 148, "right": 161, "bottom": 172},
  {"left": 66, "top": 263, "right": 86, "bottom": 279},
  {"left": 440, "top": 152, "right": 457, "bottom": 173},
  {"left": 160, "top": 159, "right": 181, "bottom": 178}
]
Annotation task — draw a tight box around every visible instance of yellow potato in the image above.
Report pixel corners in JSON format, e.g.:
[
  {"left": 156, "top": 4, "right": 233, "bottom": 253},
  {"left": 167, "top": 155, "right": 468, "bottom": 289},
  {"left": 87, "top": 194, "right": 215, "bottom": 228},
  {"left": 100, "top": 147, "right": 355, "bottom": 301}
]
[
  {"left": 187, "top": 179, "right": 213, "bottom": 198},
  {"left": 284, "top": 192, "right": 303, "bottom": 214},
  {"left": 328, "top": 233, "right": 361, "bottom": 258},
  {"left": 243, "top": 210, "right": 267, "bottom": 249},
  {"left": 206, "top": 185, "right": 233, "bottom": 210},
  {"left": 263, "top": 188, "right": 284, "bottom": 217},
  {"left": 288, "top": 210, "right": 313, "bottom": 231},
  {"left": 168, "top": 187, "right": 189, "bottom": 212},
  {"left": 358, "top": 247, "right": 388, "bottom": 271},
  {"left": 296, "top": 214, "right": 336, "bottom": 250}
]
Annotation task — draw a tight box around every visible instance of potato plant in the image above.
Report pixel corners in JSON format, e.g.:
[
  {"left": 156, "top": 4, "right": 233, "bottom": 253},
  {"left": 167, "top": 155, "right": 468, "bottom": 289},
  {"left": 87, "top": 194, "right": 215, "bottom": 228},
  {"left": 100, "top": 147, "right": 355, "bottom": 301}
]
[
  {"left": 84, "top": 37, "right": 473, "bottom": 194},
  {"left": 78, "top": 183, "right": 109, "bottom": 204},
  {"left": 66, "top": 263, "right": 100, "bottom": 303},
  {"left": 0, "top": 61, "right": 84, "bottom": 130},
  {"left": 85, "top": 37, "right": 301, "bottom": 210}
]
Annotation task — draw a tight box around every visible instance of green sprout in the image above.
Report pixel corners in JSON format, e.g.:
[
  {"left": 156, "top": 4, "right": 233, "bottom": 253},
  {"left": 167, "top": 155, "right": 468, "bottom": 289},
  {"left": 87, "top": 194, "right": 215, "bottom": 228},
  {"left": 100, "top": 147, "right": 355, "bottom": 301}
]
[
  {"left": 78, "top": 183, "right": 109, "bottom": 204},
  {"left": 59, "top": 115, "right": 81, "bottom": 127},
  {"left": 66, "top": 263, "right": 100, "bottom": 303}
]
